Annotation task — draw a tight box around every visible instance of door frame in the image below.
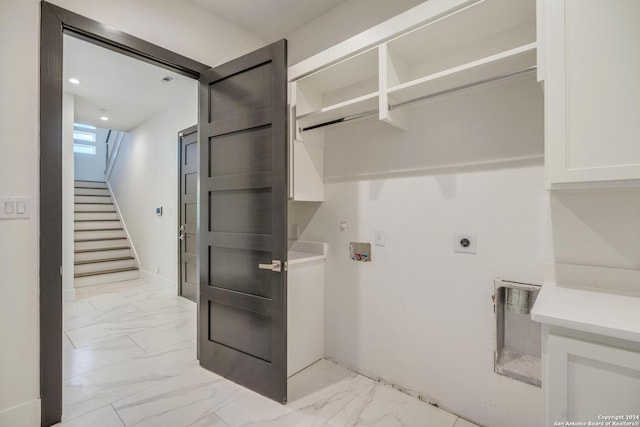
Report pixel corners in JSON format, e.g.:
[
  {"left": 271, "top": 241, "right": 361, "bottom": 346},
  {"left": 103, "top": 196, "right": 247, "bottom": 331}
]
[{"left": 39, "top": 3, "right": 209, "bottom": 425}]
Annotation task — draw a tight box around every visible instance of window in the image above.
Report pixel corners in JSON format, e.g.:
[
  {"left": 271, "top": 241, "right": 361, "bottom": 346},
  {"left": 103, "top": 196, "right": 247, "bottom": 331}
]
[
  {"left": 74, "top": 123, "right": 96, "bottom": 130},
  {"left": 73, "top": 143, "right": 96, "bottom": 155},
  {"left": 73, "top": 130, "right": 96, "bottom": 142}
]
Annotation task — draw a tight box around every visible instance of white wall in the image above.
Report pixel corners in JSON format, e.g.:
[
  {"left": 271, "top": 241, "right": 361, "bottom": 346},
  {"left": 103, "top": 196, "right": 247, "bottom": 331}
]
[
  {"left": 109, "top": 84, "right": 197, "bottom": 287},
  {"left": 0, "top": 0, "right": 263, "bottom": 423},
  {"left": 287, "top": 0, "right": 425, "bottom": 64},
  {"left": 63, "top": 93, "right": 75, "bottom": 296},
  {"left": 548, "top": 190, "right": 640, "bottom": 271},
  {"left": 74, "top": 127, "right": 107, "bottom": 182},
  {"left": 0, "top": 2, "right": 42, "bottom": 423},
  {"left": 292, "top": 77, "right": 547, "bottom": 427}
]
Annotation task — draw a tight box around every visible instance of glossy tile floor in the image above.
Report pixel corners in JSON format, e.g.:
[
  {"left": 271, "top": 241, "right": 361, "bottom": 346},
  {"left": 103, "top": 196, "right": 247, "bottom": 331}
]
[{"left": 58, "top": 279, "right": 478, "bottom": 427}]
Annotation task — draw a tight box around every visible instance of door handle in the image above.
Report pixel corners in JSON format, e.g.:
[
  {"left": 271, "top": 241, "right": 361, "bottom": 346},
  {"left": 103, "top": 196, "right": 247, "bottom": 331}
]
[{"left": 258, "top": 260, "right": 282, "bottom": 272}]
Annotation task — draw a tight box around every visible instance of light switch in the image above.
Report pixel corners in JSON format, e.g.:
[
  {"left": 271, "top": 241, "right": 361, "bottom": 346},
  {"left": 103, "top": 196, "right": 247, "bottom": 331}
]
[{"left": 1, "top": 197, "right": 30, "bottom": 219}]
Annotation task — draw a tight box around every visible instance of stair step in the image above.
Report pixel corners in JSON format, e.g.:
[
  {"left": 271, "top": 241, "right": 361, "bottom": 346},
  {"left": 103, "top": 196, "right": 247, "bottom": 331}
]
[
  {"left": 75, "top": 188, "right": 110, "bottom": 196},
  {"left": 75, "top": 238, "right": 128, "bottom": 251},
  {"left": 73, "top": 219, "right": 120, "bottom": 230},
  {"left": 75, "top": 180, "right": 107, "bottom": 189},
  {"left": 74, "top": 258, "right": 136, "bottom": 275},
  {"left": 75, "top": 197, "right": 113, "bottom": 204},
  {"left": 75, "top": 248, "right": 132, "bottom": 261},
  {"left": 75, "top": 201, "right": 114, "bottom": 204},
  {"left": 75, "top": 204, "right": 116, "bottom": 212},
  {"left": 74, "top": 266, "right": 138, "bottom": 278},
  {"left": 75, "top": 256, "right": 134, "bottom": 265},
  {"left": 75, "top": 212, "right": 119, "bottom": 221},
  {"left": 74, "top": 218, "right": 120, "bottom": 222},
  {"left": 75, "top": 237, "right": 127, "bottom": 242},
  {"left": 74, "top": 268, "right": 139, "bottom": 288},
  {"left": 74, "top": 220, "right": 121, "bottom": 230},
  {"left": 75, "top": 246, "right": 130, "bottom": 254},
  {"left": 75, "top": 227, "right": 123, "bottom": 231},
  {"left": 74, "top": 229, "right": 125, "bottom": 240}
]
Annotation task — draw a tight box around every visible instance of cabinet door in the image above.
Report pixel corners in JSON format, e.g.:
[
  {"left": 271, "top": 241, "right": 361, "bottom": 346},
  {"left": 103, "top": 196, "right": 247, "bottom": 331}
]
[
  {"left": 546, "top": 333, "right": 640, "bottom": 423},
  {"left": 544, "top": 0, "right": 640, "bottom": 188}
]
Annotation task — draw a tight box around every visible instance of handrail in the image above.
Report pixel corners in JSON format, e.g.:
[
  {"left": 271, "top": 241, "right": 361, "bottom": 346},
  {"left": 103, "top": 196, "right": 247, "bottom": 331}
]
[
  {"left": 105, "top": 129, "right": 112, "bottom": 165},
  {"left": 104, "top": 131, "right": 125, "bottom": 180}
]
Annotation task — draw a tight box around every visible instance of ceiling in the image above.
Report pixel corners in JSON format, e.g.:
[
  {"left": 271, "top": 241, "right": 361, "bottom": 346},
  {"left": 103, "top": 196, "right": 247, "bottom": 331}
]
[
  {"left": 63, "top": 35, "right": 197, "bottom": 131},
  {"left": 192, "top": 0, "right": 347, "bottom": 42},
  {"left": 62, "top": 1, "right": 422, "bottom": 131}
]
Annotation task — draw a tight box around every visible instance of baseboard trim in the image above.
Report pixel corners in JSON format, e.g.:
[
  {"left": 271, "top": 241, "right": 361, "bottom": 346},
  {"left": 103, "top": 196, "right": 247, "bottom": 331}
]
[
  {"left": 139, "top": 268, "right": 176, "bottom": 289},
  {"left": 0, "top": 398, "right": 41, "bottom": 427},
  {"left": 63, "top": 288, "right": 76, "bottom": 302}
]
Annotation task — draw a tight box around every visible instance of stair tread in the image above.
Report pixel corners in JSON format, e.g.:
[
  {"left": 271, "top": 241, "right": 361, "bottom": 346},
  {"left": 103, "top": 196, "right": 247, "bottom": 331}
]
[
  {"left": 74, "top": 266, "right": 138, "bottom": 278},
  {"left": 75, "top": 256, "right": 135, "bottom": 265},
  {"left": 75, "top": 180, "right": 106, "bottom": 184},
  {"left": 74, "top": 210, "right": 116, "bottom": 213},
  {"left": 75, "top": 202, "right": 114, "bottom": 205},
  {"left": 75, "top": 237, "right": 127, "bottom": 242},
  {"left": 75, "top": 227, "right": 123, "bottom": 231},
  {"left": 75, "top": 194, "right": 111, "bottom": 197},
  {"left": 75, "top": 246, "right": 130, "bottom": 253},
  {"left": 75, "top": 219, "right": 120, "bottom": 222}
]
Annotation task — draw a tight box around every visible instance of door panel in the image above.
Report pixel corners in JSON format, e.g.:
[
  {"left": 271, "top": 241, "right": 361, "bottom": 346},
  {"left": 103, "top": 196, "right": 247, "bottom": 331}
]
[
  {"left": 209, "top": 126, "right": 272, "bottom": 176},
  {"left": 210, "top": 188, "right": 272, "bottom": 234},
  {"left": 198, "top": 40, "right": 288, "bottom": 403},
  {"left": 179, "top": 125, "right": 198, "bottom": 302}
]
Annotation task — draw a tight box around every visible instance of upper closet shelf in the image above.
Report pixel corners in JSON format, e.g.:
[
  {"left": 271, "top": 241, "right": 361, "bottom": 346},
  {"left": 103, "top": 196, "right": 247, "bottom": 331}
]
[
  {"left": 296, "top": 92, "right": 378, "bottom": 129},
  {"left": 387, "top": 43, "right": 536, "bottom": 105},
  {"left": 290, "top": 0, "right": 537, "bottom": 131}
]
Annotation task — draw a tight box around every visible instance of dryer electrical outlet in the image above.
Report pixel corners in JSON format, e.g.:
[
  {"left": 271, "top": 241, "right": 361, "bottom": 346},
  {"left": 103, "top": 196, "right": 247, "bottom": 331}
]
[{"left": 454, "top": 233, "right": 477, "bottom": 254}]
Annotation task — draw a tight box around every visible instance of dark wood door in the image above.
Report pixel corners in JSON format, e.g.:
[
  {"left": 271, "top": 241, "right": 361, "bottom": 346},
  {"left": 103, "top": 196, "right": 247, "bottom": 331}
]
[
  {"left": 198, "top": 40, "right": 288, "bottom": 403},
  {"left": 178, "top": 125, "right": 198, "bottom": 301}
]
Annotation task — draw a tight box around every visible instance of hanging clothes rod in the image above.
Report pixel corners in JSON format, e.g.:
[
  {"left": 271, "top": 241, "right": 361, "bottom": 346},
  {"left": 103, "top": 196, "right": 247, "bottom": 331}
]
[
  {"left": 301, "top": 109, "right": 378, "bottom": 132},
  {"left": 300, "top": 65, "right": 537, "bottom": 133},
  {"left": 389, "top": 66, "right": 537, "bottom": 111}
]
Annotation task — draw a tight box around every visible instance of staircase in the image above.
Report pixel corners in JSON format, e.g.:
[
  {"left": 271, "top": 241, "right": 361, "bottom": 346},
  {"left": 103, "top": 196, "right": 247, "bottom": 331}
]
[{"left": 74, "top": 180, "right": 138, "bottom": 287}]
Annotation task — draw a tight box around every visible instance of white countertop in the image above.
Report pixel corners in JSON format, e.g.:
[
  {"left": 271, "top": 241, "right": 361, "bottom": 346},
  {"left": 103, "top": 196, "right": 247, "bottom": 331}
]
[
  {"left": 531, "top": 281, "right": 640, "bottom": 343},
  {"left": 287, "top": 240, "right": 327, "bottom": 266}
]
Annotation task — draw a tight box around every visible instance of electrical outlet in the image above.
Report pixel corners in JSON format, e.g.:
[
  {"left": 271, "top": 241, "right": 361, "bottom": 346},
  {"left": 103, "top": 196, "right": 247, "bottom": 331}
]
[
  {"left": 455, "top": 233, "right": 477, "bottom": 254},
  {"left": 374, "top": 229, "right": 385, "bottom": 246}
]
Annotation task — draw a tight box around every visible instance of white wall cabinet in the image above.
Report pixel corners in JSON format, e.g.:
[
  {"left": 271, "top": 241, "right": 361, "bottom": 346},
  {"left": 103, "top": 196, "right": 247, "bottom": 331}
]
[
  {"left": 532, "top": 275, "right": 640, "bottom": 425},
  {"left": 540, "top": 0, "right": 640, "bottom": 188},
  {"left": 543, "top": 327, "right": 640, "bottom": 423}
]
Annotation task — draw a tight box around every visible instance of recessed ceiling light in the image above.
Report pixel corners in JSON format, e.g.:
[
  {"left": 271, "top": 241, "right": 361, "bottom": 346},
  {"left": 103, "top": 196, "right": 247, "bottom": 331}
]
[
  {"left": 100, "top": 116, "right": 109, "bottom": 121},
  {"left": 68, "top": 78, "right": 80, "bottom": 85}
]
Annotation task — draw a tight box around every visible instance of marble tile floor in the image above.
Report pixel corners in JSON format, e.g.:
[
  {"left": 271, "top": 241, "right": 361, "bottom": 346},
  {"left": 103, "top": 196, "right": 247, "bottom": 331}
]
[{"left": 57, "top": 279, "right": 479, "bottom": 427}]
